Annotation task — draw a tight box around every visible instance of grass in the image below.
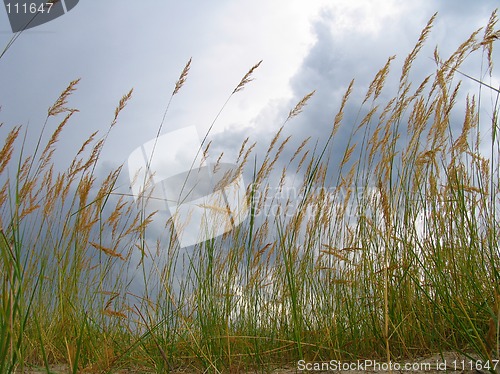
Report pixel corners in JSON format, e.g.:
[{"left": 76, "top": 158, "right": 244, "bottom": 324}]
[{"left": 1, "top": 11, "right": 500, "bottom": 373}]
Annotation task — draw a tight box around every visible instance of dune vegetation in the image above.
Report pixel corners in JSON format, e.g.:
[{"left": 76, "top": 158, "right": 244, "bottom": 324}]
[{"left": 1, "top": 11, "right": 499, "bottom": 373}]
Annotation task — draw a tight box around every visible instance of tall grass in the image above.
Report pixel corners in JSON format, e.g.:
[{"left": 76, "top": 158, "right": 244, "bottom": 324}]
[{"left": 1, "top": 11, "right": 499, "bottom": 373}]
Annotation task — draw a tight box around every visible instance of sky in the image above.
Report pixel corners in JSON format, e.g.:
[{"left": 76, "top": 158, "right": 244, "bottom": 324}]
[
  {"left": 1, "top": 1, "right": 498, "bottom": 171},
  {"left": 1, "top": 1, "right": 499, "bottom": 262}
]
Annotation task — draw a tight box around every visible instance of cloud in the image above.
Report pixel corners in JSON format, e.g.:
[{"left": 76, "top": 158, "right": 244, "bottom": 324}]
[
  {"left": 208, "top": 2, "right": 423, "bottom": 180},
  {"left": 2, "top": 0, "right": 499, "bottom": 298},
  {"left": 208, "top": 2, "right": 500, "bottom": 191}
]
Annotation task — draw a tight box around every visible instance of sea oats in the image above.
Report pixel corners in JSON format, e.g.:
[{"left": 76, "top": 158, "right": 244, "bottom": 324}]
[
  {"left": 0, "top": 126, "right": 20, "bottom": 176},
  {"left": 202, "top": 140, "right": 212, "bottom": 165},
  {"left": 41, "top": 166, "right": 54, "bottom": 214},
  {"left": 429, "top": 172, "right": 438, "bottom": 198},
  {"left": 303, "top": 150, "right": 316, "bottom": 181},
  {"left": 316, "top": 162, "right": 327, "bottom": 185},
  {"left": 286, "top": 90, "right": 315, "bottom": 122},
  {"left": 39, "top": 111, "right": 77, "bottom": 174},
  {"left": 266, "top": 125, "right": 283, "bottom": 155},
  {"left": 407, "top": 96, "right": 430, "bottom": 138},
  {"left": 356, "top": 105, "right": 379, "bottom": 133},
  {"left": 389, "top": 83, "right": 412, "bottom": 126},
  {"left": 19, "top": 203, "right": 40, "bottom": 221},
  {"left": 77, "top": 174, "right": 93, "bottom": 208},
  {"left": 61, "top": 170, "right": 79, "bottom": 204},
  {"left": 236, "top": 141, "right": 256, "bottom": 176},
  {"left": 173, "top": 57, "right": 192, "bottom": 95},
  {"left": 399, "top": 13, "right": 436, "bottom": 92},
  {"left": 102, "top": 309, "right": 127, "bottom": 319},
  {"left": 461, "top": 185, "right": 484, "bottom": 194},
  {"left": 289, "top": 136, "right": 310, "bottom": 165},
  {"left": 111, "top": 89, "right": 133, "bottom": 128},
  {"left": 433, "top": 61, "right": 448, "bottom": 101},
  {"left": 67, "top": 158, "right": 84, "bottom": 180},
  {"left": 236, "top": 137, "right": 249, "bottom": 164},
  {"left": 278, "top": 167, "right": 287, "bottom": 191},
  {"left": 126, "top": 210, "right": 156, "bottom": 236},
  {"left": 376, "top": 120, "right": 393, "bottom": 157},
  {"left": 267, "top": 135, "right": 291, "bottom": 174},
  {"left": 107, "top": 199, "right": 128, "bottom": 235},
  {"left": 214, "top": 168, "right": 235, "bottom": 191},
  {"left": 87, "top": 138, "right": 105, "bottom": 168},
  {"left": 0, "top": 183, "right": 7, "bottom": 213},
  {"left": 255, "top": 159, "right": 268, "bottom": 183},
  {"left": 320, "top": 245, "right": 350, "bottom": 262},
  {"left": 296, "top": 149, "right": 310, "bottom": 173},
  {"left": 367, "top": 125, "right": 382, "bottom": 166},
  {"left": 452, "top": 95, "right": 477, "bottom": 155},
  {"left": 233, "top": 60, "right": 263, "bottom": 94},
  {"left": 342, "top": 163, "right": 357, "bottom": 206},
  {"left": 198, "top": 203, "right": 232, "bottom": 217},
  {"left": 481, "top": 22, "right": 500, "bottom": 74},
  {"left": 52, "top": 172, "right": 66, "bottom": 203},
  {"left": 18, "top": 176, "right": 36, "bottom": 204},
  {"left": 213, "top": 151, "right": 224, "bottom": 174},
  {"left": 340, "top": 144, "right": 357, "bottom": 169},
  {"left": 413, "top": 74, "right": 432, "bottom": 102},
  {"left": 332, "top": 79, "right": 354, "bottom": 138},
  {"left": 442, "top": 29, "right": 482, "bottom": 81},
  {"left": 79, "top": 216, "right": 100, "bottom": 235},
  {"left": 364, "top": 55, "right": 395, "bottom": 104},
  {"left": 431, "top": 83, "right": 460, "bottom": 150},
  {"left": 48, "top": 78, "right": 80, "bottom": 117},
  {"left": 377, "top": 179, "right": 392, "bottom": 232},
  {"left": 378, "top": 97, "right": 396, "bottom": 128}
]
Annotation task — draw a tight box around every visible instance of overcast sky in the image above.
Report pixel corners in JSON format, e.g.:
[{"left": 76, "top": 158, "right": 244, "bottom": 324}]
[
  {"left": 1, "top": 0, "right": 498, "bottom": 173},
  {"left": 1, "top": 0, "right": 499, "bottom": 295},
  {"left": 0, "top": 1, "right": 499, "bottom": 231}
]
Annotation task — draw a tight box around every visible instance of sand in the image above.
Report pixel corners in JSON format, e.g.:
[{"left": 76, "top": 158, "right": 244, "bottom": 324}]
[{"left": 15, "top": 351, "right": 498, "bottom": 373}]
